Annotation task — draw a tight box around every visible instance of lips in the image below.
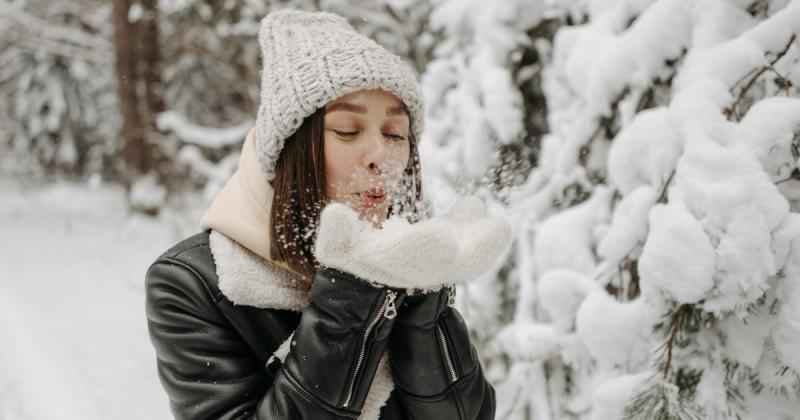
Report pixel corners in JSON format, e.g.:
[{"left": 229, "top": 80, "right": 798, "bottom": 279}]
[
  {"left": 355, "top": 187, "right": 386, "bottom": 208},
  {"left": 362, "top": 187, "right": 385, "bottom": 198}
]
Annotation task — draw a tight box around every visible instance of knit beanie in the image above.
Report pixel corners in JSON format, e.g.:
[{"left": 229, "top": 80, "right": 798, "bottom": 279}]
[{"left": 255, "top": 8, "right": 425, "bottom": 182}]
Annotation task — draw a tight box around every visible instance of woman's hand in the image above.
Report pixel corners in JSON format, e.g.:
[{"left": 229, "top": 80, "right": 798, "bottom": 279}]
[{"left": 314, "top": 195, "right": 512, "bottom": 291}]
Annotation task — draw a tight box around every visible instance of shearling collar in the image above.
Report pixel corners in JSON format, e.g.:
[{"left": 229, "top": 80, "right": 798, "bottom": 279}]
[{"left": 208, "top": 229, "right": 310, "bottom": 311}]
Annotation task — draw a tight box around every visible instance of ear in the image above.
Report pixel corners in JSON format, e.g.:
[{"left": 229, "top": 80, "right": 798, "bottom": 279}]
[{"left": 314, "top": 202, "right": 360, "bottom": 261}]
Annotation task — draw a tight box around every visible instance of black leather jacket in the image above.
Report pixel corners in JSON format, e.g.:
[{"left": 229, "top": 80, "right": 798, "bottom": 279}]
[{"left": 145, "top": 230, "right": 496, "bottom": 419}]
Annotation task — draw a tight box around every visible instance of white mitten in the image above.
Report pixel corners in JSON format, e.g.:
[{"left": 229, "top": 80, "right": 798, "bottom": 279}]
[
  {"left": 437, "top": 196, "right": 514, "bottom": 284},
  {"left": 314, "top": 195, "right": 512, "bottom": 291}
]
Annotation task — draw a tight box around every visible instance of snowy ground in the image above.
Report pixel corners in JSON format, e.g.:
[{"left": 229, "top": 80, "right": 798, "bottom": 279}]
[{"left": 0, "top": 179, "right": 206, "bottom": 420}]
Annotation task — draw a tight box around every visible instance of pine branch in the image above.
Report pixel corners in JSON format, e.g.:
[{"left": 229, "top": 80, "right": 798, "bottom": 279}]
[
  {"left": 578, "top": 87, "right": 629, "bottom": 167},
  {"left": 652, "top": 305, "right": 708, "bottom": 380},
  {"left": 775, "top": 168, "right": 800, "bottom": 185},
  {"left": 625, "top": 257, "right": 640, "bottom": 300},
  {"left": 663, "top": 305, "right": 689, "bottom": 380},
  {"left": 622, "top": 376, "right": 705, "bottom": 420},
  {"left": 724, "top": 34, "right": 796, "bottom": 121},
  {"left": 656, "top": 169, "right": 676, "bottom": 204}
]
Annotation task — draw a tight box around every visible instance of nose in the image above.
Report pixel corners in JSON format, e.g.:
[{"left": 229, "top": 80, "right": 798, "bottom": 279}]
[
  {"left": 362, "top": 130, "right": 390, "bottom": 175},
  {"left": 367, "top": 162, "right": 382, "bottom": 175}
]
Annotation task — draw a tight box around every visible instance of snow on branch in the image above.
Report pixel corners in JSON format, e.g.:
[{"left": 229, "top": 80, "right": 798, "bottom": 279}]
[
  {"left": 156, "top": 111, "right": 252, "bottom": 148},
  {"left": 725, "top": 34, "right": 796, "bottom": 121},
  {"left": 0, "top": 7, "right": 112, "bottom": 63}
]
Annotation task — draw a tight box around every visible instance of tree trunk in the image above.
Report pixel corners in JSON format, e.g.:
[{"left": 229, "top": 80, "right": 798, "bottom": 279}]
[
  {"left": 113, "top": 0, "right": 148, "bottom": 186},
  {"left": 140, "top": 0, "right": 164, "bottom": 122},
  {"left": 138, "top": 0, "right": 167, "bottom": 184}
]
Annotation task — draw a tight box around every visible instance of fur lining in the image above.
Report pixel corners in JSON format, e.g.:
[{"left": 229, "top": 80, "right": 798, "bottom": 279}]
[
  {"left": 209, "top": 229, "right": 310, "bottom": 312},
  {"left": 360, "top": 354, "right": 395, "bottom": 420},
  {"left": 209, "top": 229, "right": 394, "bottom": 419}
]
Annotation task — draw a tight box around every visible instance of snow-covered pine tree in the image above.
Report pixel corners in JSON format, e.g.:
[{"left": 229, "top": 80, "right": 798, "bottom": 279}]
[
  {"left": 484, "top": 0, "right": 800, "bottom": 419},
  {"left": 0, "top": 0, "right": 118, "bottom": 181}
]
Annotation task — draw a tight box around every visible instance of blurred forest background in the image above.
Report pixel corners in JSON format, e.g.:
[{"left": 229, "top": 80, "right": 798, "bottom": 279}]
[
  {"left": 1, "top": 0, "right": 545, "bottom": 214},
  {"left": 2, "top": 0, "right": 800, "bottom": 419}
]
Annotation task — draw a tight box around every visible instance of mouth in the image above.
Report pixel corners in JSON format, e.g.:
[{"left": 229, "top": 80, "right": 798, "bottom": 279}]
[{"left": 354, "top": 187, "right": 386, "bottom": 208}]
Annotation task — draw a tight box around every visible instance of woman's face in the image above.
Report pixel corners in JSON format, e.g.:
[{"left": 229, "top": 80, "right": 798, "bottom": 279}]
[{"left": 324, "top": 89, "right": 411, "bottom": 228}]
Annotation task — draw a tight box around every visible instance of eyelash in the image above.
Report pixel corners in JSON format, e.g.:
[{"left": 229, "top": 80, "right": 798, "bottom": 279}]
[{"left": 334, "top": 130, "right": 407, "bottom": 141}]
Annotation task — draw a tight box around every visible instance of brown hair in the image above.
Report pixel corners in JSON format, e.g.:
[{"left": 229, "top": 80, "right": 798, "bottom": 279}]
[{"left": 269, "top": 106, "right": 425, "bottom": 282}]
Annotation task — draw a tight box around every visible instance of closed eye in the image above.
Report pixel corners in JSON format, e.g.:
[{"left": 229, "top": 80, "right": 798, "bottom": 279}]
[
  {"left": 385, "top": 133, "right": 407, "bottom": 141},
  {"left": 333, "top": 130, "right": 407, "bottom": 141},
  {"left": 334, "top": 130, "right": 358, "bottom": 137}
]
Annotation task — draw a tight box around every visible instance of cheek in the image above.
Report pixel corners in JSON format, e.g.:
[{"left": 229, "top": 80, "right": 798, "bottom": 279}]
[
  {"left": 323, "top": 136, "right": 356, "bottom": 195},
  {"left": 391, "top": 145, "right": 411, "bottom": 177}
]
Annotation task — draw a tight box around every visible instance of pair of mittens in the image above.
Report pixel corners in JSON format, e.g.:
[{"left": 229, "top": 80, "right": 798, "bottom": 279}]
[{"left": 313, "top": 195, "right": 512, "bottom": 292}]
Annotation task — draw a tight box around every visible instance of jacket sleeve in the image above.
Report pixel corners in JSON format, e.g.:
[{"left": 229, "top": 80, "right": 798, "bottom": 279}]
[
  {"left": 387, "top": 287, "right": 496, "bottom": 420},
  {"left": 145, "top": 259, "right": 400, "bottom": 419}
]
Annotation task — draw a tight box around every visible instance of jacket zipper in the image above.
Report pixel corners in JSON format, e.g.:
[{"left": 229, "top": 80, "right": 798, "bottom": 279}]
[
  {"left": 439, "top": 286, "right": 458, "bottom": 383},
  {"left": 436, "top": 323, "right": 458, "bottom": 383},
  {"left": 342, "top": 289, "right": 397, "bottom": 408}
]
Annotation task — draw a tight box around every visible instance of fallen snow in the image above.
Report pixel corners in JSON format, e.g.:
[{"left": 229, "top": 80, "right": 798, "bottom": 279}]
[{"left": 0, "top": 179, "right": 204, "bottom": 420}]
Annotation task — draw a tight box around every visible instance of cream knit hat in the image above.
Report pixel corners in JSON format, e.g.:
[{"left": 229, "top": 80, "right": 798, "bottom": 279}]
[{"left": 255, "top": 8, "right": 425, "bottom": 182}]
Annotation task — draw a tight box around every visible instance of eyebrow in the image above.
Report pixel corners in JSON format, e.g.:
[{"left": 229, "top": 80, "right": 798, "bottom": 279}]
[{"left": 326, "top": 102, "right": 408, "bottom": 117}]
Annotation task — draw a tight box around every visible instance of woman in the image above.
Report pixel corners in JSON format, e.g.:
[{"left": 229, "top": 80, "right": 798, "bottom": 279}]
[{"left": 145, "top": 8, "right": 511, "bottom": 420}]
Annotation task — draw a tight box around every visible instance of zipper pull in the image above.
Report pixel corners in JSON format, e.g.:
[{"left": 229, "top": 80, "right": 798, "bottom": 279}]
[
  {"left": 384, "top": 291, "right": 397, "bottom": 319},
  {"left": 447, "top": 286, "right": 456, "bottom": 307}
]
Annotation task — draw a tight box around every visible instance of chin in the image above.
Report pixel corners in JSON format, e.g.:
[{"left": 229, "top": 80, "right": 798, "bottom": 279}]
[{"left": 358, "top": 205, "right": 389, "bottom": 223}]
